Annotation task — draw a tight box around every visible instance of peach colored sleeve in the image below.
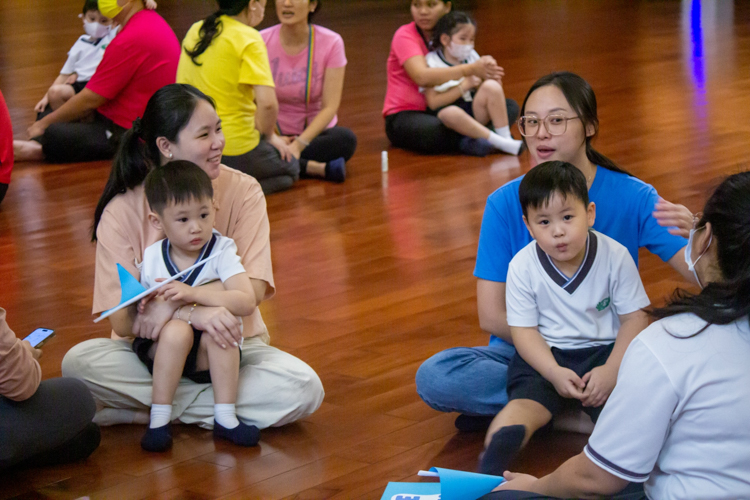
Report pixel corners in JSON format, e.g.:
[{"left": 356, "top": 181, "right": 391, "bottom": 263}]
[
  {"left": 229, "top": 177, "right": 275, "bottom": 299},
  {"left": 0, "top": 308, "right": 41, "bottom": 401},
  {"left": 93, "top": 205, "right": 142, "bottom": 315}
]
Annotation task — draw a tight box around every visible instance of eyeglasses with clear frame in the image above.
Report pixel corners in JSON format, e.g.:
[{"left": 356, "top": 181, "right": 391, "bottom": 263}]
[{"left": 517, "top": 114, "right": 581, "bottom": 137}]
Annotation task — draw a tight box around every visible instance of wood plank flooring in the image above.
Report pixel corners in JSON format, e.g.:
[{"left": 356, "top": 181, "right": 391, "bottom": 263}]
[{"left": 1, "top": 0, "right": 748, "bottom": 498}]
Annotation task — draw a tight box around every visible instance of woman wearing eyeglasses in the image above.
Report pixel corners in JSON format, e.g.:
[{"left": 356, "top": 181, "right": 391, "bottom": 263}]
[
  {"left": 483, "top": 172, "right": 750, "bottom": 500},
  {"left": 415, "top": 71, "right": 695, "bottom": 437}
]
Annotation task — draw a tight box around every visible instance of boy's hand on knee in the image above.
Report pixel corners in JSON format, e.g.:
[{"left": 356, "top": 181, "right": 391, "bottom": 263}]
[
  {"left": 549, "top": 366, "right": 585, "bottom": 400},
  {"left": 581, "top": 364, "right": 617, "bottom": 407}
]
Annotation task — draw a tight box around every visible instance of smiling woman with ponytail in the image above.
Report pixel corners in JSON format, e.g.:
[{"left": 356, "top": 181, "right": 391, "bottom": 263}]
[{"left": 177, "top": 0, "right": 301, "bottom": 195}]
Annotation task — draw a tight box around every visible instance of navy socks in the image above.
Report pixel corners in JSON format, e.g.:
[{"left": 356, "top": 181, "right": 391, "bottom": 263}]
[
  {"left": 478, "top": 424, "right": 526, "bottom": 476},
  {"left": 213, "top": 420, "right": 261, "bottom": 447}
]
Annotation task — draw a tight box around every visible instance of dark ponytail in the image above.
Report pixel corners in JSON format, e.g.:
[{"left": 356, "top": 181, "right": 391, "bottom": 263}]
[
  {"left": 650, "top": 171, "right": 750, "bottom": 333},
  {"left": 92, "top": 84, "right": 217, "bottom": 241},
  {"left": 184, "top": 0, "right": 252, "bottom": 66},
  {"left": 520, "top": 71, "right": 632, "bottom": 177}
]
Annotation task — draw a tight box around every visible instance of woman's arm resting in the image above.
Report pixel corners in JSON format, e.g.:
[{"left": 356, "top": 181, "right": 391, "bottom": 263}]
[
  {"left": 253, "top": 84, "right": 279, "bottom": 137},
  {"left": 403, "top": 54, "right": 501, "bottom": 87},
  {"left": 476, "top": 279, "right": 512, "bottom": 342},
  {"left": 292, "top": 66, "right": 345, "bottom": 155},
  {"left": 159, "top": 274, "right": 262, "bottom": 317},
  {"left": 424, "top": 84, "right": 465, "bottom": 111},
  {"left": 28, "top": 88, "right": 107, "bottom": 138},
  {"left": 497, "top": 452, "right": 629, "bottom": 498}
]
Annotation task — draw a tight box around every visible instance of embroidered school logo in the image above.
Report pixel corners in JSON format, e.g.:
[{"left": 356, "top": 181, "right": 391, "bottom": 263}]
[{"left": 596, "top": 297, "right": 611, "bottom": 311}]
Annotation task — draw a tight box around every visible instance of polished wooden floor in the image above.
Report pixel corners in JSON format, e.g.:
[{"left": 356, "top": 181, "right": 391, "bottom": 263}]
[{"left": 1, "top": 0, "right": 747, "bottom": 498}]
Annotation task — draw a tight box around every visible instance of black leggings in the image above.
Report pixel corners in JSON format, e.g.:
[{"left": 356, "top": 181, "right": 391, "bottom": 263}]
[
  {"left": 36, "top": 111, "right": 126, "bottom": 164},
  {"left": 385, "top": 98, "right": 519, "bottom": 154},
  {"left": 222, "top": 138, "right": 301, "bottom": 195},
  {"left": 0, "top": 378, "right": 100, "bottom": 470},
  {"left": 0, "top": 183, "right": 7, "bottom": 205},
  {"left": 299, "top": 126, "right": 357, "bottom": 169}
]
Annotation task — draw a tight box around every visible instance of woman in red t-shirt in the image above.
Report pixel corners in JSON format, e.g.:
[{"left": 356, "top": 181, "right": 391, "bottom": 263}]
[
  {"left": 0, "top": 90, "right": 13, "bottom": 204},
  {"left": 383, "top": 0, "right": 517, "bottom": 155},
  {"left": 13, "top": 0, "right": 179, "bottom": 164}
]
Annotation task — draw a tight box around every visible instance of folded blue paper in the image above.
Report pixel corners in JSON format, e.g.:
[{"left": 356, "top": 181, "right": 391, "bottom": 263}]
[{"left": 380, "top": 467, "right": 505, "bottom": 500}]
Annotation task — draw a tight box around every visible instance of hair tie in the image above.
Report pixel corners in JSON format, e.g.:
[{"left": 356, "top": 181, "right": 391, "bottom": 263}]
[{"left": 132, "top": 117, "right": 143, "bottom": 136}]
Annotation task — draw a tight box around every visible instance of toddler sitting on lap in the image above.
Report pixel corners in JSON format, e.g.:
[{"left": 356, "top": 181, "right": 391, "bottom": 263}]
[{"left": 134, "top": 160, "right": 259, "bottom": 452}]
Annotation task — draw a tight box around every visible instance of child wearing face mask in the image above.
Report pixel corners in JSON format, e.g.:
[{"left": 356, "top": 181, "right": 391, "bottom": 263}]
[
  {"left": 423, "top": 11, "right": 523, "bottom": 157},
  {"left": 33, "top": 0, "right": 119, "bottom": 119}
]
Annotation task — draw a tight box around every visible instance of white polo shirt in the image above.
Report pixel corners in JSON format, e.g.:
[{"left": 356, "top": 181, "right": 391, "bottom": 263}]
[
  {"left": 586, "top": 314, "right": 750, "bottom": 499},
  {"left": 60, "top": 28, "right": 118, "bottom": 82},
  {"left": 506, "top": 230, "right": 650, "bottom": 349},
  {"left": 140, "top": 229, "right": 247, "bottom": 289}
]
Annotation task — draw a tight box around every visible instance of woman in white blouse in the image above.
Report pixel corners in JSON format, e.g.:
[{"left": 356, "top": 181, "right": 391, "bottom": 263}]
[{"left": 485, "top": 172, "right": 750, "bottom": 500}]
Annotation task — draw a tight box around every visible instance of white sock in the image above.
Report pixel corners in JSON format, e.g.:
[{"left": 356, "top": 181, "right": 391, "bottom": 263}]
[
  {"left": 487, "top": 132, "right": 523, "bottom": 155},
  {"left": 494, "top": 125, "right": 512, "bottom": 139},
  {"left": 149, "top": 404, "right": 172, "bottom": 429},
  {"left": 214, "top": 403, "right": 240, "bottom": 429}
]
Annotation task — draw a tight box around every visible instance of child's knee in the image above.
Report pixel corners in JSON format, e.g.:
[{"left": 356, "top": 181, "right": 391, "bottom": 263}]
[
  {"left": 158, "top": 320, "right": 194, "bottom": 347},
  {"left": 437, "top": 105, "right": 464, "bottom": 122},
  {"left": 480, "top": 79, "right": 505, "bottom": 97},
  {"left": 48, "top": 84, "right": 73, "bottom": 101}
]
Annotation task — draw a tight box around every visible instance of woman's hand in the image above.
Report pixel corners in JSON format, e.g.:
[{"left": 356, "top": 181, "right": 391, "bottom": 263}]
[
  {"left": 654, "top": 198, "right": 694, "bottom": 238},
  {"left": 267, "top": 133, "right": 294, "bottom": 162},
  {"left": 133, "top": 295, "right": 180, "bottom": 341},
  {"left": 22, "top": 340, "right": 43, "bottom": 361},
  {"left": 189, "top": 306, "right": 242, "bottom": 349},
  {"left": 494, "top": 471, "right": 539, "bottom": 491},
  {"left": 288, "top": 140, "right": 304, "bottom": 160},
  {"left": 472, "top": 56, "right": 504, "bottom": 82},
  {"left": 581, "top": 364, "right": 617, "bottom": 408},
  {"left": 27, "top": 120, "right": 48, "bottom": 140},
  {"left": 34, "top": 95, "right": 49, "bottom": 113}
]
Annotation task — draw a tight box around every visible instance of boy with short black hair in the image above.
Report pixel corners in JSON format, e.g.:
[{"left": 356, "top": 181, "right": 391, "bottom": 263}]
[
  {"left": 479, "top": 161, "right": 650, "bottom": 475},
  {"left": 134, "top": 160, "right": 260, "bottom": 452},
  {"left": 34, "top": 0, "right": 118, "bottom": 119}
]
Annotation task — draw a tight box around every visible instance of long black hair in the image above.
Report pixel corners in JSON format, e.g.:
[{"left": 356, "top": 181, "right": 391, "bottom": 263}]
[
  {"left": 651, "top": 171, "right": 750, "bottom": 333},
  {"left": 430, "top": 10, "right": 475, "bottom": 51},
  {"left": 184, "top": 0, "right": 253, "bottom": 66},
  {"left": 520, "top": 72, "right": 632, "bottom": 176},
  {"left": 92, "top": 84, "right": 216, "bottom": 241}
]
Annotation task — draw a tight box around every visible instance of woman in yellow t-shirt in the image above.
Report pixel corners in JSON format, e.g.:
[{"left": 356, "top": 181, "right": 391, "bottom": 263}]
[{"left": 177, "top": 0, "right": 299, "bottom": 195}]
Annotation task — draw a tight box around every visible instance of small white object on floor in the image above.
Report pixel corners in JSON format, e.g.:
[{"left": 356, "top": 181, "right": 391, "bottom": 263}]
[{"left": 381, "top": 150, "right": 389, "bottom": 172}]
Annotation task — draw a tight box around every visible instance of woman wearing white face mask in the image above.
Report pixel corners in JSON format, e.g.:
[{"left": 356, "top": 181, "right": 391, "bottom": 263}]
[{"left": 423, "top": 11, "right": 523, "bottom": 157}]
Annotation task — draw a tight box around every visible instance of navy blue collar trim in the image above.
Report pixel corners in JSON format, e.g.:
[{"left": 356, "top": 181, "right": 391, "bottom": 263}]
[
  {"left": 161, "top": 233, "right": 218, "bottom": 286},
  {"left": 536, "top": 231, "right": 597, "bottom": 295}
]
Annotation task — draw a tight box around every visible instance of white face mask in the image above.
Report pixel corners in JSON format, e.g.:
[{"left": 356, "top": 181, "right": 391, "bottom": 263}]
[
  {"left": 684, "top": 226, "right": 712, "bottom": 288},
  {"left": 446, "top": 42, "right": 474, "bottom": 62},
  {"left": 84, "top": 21, "right": 111, "bottom": 39}
]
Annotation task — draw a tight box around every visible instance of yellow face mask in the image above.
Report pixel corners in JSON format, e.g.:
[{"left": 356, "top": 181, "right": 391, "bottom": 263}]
[{"left": 98, "top": 0, "right": 124, "bottom": 19}]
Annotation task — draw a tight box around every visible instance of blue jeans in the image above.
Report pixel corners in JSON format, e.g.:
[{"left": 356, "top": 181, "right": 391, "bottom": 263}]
[{"left": 415, "top": 341, "right": 517, "bottom": 416}]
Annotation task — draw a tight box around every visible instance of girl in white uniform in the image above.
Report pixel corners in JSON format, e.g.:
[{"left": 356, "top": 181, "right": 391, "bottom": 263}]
[{"left": 486, "top": 171, "right": 750, "bottom": 499}]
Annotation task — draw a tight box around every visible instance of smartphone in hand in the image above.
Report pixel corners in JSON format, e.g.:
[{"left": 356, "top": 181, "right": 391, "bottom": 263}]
[{"left": 23, "top": 328, "right": 55, "bottom": 348}]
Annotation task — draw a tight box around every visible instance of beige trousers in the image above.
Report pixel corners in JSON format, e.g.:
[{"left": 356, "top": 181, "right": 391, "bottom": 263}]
[{"left": 61, "top": 335, "right": 324, "bottom": 429}]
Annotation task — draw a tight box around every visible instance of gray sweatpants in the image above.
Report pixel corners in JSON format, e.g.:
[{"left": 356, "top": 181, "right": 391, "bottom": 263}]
[{"left": 0, "top": 377, "right": 100, "bottom": 469}]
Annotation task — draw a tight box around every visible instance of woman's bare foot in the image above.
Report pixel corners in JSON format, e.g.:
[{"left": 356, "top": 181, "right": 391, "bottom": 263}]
[{"left": 13, "top": 140, "right": 44, "bottom": 161}]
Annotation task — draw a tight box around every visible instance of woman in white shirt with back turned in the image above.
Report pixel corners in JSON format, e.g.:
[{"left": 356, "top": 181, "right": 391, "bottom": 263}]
[{"left": 485, "top": 171, "right": 750, "bottom": 500}]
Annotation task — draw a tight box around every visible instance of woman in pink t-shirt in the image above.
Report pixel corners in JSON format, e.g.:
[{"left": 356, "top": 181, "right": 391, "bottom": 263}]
[
  {"left": 383, "top": 0, "right": 517, "bottom": 155},
  {"left": 261, "top": 0, "right": 356, "bottom": 183}
]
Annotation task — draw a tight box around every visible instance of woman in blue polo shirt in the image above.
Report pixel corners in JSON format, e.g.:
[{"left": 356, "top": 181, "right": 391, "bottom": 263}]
[{"left": 415, "top": 72, "right": 694, "bottom": 429}]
